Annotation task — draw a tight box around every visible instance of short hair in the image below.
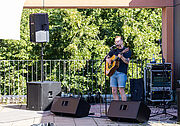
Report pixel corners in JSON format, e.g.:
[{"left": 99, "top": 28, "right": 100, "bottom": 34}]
[
  {"left": 115, "top": 36, "right": 121, "bottom": 39},
  {"left": 115, "top": 36, "right": 123, "bottom": 41}
]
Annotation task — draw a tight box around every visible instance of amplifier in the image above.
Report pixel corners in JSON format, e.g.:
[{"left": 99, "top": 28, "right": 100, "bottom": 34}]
[
  {"left": 145, "top": 63, "right": 173, "bottom": 102},
  {"left": 146, "top": 63, "right": 171, "bottom": 70},
  {"left": 148, "top": 91, "right": 172, "bottom": 101},
  {"left": 151, "top": 87, "right": 171, "bottom": 91}
]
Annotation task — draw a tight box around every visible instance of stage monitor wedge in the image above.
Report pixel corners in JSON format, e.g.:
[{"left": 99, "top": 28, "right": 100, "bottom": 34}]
[
  {"left": 30, "top": 13, "right": 49, "bottom": 43},
  {"left": 107, "top": 100, "right": 151, "bottom": 123},
  {"left": 51, "top": 97, "right": 91, "bottom": 117}
]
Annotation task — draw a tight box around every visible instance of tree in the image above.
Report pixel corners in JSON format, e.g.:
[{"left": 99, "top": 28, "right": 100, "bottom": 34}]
[{"left": 0, "top": 8, "right": 162, "bottom": 95}]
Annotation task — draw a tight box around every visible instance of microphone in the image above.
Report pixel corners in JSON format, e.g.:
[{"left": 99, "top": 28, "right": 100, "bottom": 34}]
[{"left": 110, "top": 45, "right": 116, "bottom": 50}]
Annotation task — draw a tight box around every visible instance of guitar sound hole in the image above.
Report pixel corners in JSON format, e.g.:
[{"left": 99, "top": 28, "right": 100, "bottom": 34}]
[{"left": 108, "top": 64, "right": 112, "bottom": 68}]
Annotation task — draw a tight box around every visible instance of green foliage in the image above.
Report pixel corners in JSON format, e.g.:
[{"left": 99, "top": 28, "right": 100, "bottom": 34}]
[{"left": 0, "top": 8, "right": 162, "bottom": 96}]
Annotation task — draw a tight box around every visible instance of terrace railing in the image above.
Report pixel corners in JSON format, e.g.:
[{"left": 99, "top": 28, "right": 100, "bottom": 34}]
[{"left": 0, "top": 59, "right": 162, "bottom": 103}]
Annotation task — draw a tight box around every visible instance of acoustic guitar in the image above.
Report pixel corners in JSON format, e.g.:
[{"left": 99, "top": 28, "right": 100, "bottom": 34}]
[{"left": 105, "top": 47, "right": 129, "bottom": 77}]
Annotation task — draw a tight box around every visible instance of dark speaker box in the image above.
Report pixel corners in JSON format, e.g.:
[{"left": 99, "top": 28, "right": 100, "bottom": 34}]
[
  {"left": 51, "top": 97, "right": 91, "bottom": 117},
  {"left": 27, "top": 81, "right": 61, "bottom": 111},
  {"left": 107, "top": 101, "right": 151, "bottom": 123},
  {"left": 176, "top": 88, "right": 180, "bottom": 121},
  {"left": 130, "top": 78, "right": 144, "bottom": 101},
  {"left": 29, "top": 13, "right": 49, "bottom": 43}
]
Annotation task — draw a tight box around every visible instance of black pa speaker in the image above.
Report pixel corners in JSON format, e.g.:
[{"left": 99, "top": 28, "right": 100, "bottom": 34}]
[
  {"left": 130, "top": 78, "right": 144, "bottom": 101},
  {"left": 27, "top": 81, "right": 61, "bottom": 111},
  {"left": 51, "top": 97, "right": 91, "bottom": 117},
  {"left": 176, "top": 88, "right": 180, "bottom": 121},
  {"left": 107, "top": 100, "right": 151, "bottom": 123},
  {"left": 29, "top": 13, "right": 49, "bottom": 43}
]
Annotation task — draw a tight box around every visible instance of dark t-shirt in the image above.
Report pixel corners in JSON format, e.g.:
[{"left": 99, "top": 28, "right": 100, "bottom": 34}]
[{"left": 108, "top": 47, "right": 131, "bottom": 74}]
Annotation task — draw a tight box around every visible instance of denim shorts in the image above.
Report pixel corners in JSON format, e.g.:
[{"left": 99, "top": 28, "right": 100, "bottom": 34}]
[{"left": 110, "top": 71, "right": 127, "bottom": 88}]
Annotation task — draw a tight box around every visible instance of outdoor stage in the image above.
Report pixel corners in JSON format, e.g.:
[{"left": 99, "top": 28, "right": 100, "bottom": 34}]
[{"left": 0, "top": 103, "right": 178, "bottom": 126}]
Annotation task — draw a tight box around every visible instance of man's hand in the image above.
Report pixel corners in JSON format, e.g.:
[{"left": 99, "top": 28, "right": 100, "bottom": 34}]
[
  {"left": 118, "top": 54, "right": 122, "bottom": 58},
  {"left": 106, "top": 58, "right": 111, "bottom": 64},
  {"left": 118, "top": 54, "right": 130, "bottom": 64}
]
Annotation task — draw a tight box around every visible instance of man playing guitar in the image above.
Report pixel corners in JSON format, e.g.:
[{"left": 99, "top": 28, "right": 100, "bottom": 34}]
[{"left": 106, "top": 36, "right": 131, "bottom": 101}]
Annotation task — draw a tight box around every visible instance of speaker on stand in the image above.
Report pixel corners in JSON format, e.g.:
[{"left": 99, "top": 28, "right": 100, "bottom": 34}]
[
  {"left": 30, "top": 13, "right": 49, "bottom": 43},
  {"left": 29, "top": 13, "right": 49, "bottom": 82},
  {"left": 27, "top": 13, "right": 61, "bottom": 112}
]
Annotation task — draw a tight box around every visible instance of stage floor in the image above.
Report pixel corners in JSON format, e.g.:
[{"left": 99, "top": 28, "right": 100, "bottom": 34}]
[{"left": 0, "top": 103, "right": 179, "bottom": 126}]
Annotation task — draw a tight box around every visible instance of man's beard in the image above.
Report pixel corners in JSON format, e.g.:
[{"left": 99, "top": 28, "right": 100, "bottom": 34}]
[
  {"left": 116, "top": 44, "right": 123, "bottom": 48},
  {"left": 116, "top": 44, "right": 122, "bottom": 47}
]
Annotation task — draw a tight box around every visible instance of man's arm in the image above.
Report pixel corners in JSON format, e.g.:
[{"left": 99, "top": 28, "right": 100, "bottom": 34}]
[{"left": 118, "top": 54, "right": 130, "bottom": 64}]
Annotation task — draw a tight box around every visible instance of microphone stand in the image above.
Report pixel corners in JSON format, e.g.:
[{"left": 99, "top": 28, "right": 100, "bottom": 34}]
[
  {"left": 150, "top": 39, "right": 176, "bottom": 120},
  {"left": 95, "top": 45, "right": 115, "bottom": 74},
  {"left": 95, "top": 47, "right": 114, "bottom": 117}
]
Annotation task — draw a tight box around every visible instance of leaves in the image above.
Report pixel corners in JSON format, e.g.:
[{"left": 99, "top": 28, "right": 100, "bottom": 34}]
[{"left": 0, "top": 8, "right": 162, "bottom": 95}]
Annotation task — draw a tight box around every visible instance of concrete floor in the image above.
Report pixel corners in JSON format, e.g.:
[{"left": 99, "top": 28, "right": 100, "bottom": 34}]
[{"left": 0, "top": 104, "right": 179, "bottom": 126}]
